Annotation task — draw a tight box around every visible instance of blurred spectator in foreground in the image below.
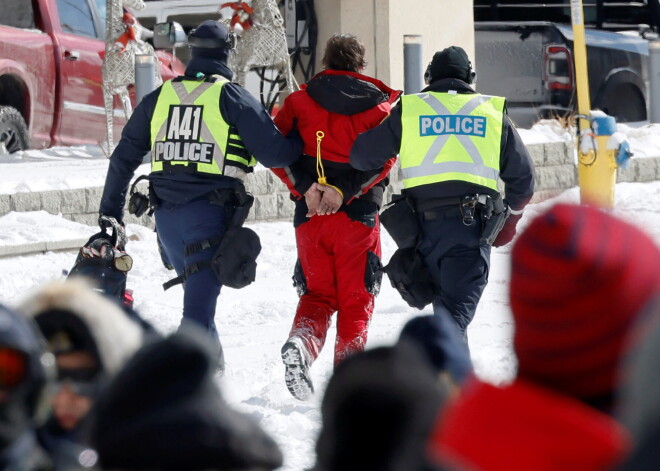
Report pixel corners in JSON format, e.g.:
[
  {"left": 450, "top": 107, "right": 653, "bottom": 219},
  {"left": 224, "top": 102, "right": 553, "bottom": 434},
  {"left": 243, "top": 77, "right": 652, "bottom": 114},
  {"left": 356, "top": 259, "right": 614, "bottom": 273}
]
[
  {"left": 89, "top": 324, "right": 282, "bottom": 470},
  {"left": 398, "top": 309, "right": 473, "bottom": 392},
  {"left": 0, "top": 304, "right": 54, "bottom": 470},
  {"left": 618, "top": 297, "right": 660, "bottom": 471},
  {"left": 429, "top": 203, "right": 660, "bottom": 471},
  {"left": 16, "top": 280, "right": 149, "bottom": 470},
  {"left": 312, "top": 341, "right": 449, "bottom": 471}
]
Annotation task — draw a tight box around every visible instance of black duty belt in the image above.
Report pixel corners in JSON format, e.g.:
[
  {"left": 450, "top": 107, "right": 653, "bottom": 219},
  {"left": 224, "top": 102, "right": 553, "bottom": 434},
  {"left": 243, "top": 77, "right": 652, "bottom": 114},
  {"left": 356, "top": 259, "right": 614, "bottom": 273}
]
[
  {"left": 415, "top": 197, "right": 464, "bottom": 213},
  {"left": 418, "top": 194, "right": 504, "bottom": 227}
]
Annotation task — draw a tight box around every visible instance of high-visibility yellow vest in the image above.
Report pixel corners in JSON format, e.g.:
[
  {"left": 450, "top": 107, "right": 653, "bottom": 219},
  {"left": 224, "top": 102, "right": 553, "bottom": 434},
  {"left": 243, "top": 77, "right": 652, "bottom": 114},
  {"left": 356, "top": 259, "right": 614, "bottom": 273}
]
[
  {"left": 399, "top": 92, "right": 505, "bottom": 191},
  {"left": 150, "top": 76, "right": 256, "bottom": 179}
]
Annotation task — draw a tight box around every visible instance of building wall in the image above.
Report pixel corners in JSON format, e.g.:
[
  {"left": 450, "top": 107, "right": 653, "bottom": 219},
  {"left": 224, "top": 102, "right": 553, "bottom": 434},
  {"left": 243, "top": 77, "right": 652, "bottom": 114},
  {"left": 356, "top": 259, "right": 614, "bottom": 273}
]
[{"left": 312, "top": 0, "right": 475, "bottom": 90}]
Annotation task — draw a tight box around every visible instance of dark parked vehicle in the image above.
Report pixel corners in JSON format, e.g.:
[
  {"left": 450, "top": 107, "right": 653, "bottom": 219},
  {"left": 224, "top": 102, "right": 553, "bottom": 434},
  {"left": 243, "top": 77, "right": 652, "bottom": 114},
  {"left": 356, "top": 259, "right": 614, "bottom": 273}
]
[{"left": 474, "top": 1, "right": 660, "bottom": 127}]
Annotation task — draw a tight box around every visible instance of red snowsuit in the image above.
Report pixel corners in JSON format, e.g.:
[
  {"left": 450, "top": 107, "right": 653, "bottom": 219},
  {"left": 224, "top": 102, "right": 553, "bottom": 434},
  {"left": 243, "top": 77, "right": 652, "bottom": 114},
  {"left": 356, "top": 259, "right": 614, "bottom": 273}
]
[
  {"left": 429, "top": 379, "right": 630, "bottom": 471},
  {"left": 273, "top": 69, "right": 400, "bottom": 365}
]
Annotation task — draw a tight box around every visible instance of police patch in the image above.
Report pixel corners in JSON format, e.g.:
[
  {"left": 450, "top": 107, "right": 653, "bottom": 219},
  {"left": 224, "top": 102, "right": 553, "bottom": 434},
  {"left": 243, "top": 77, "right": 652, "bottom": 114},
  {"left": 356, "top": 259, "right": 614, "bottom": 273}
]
[
  {"left": 153, "top": 105, "right": 216, "bottom": 163},
  {"left": 419, "top": 115, "right": 487, "bottom": 137},
  {"left": 153, "top": 142, "right": 214, "bottom": 163},
  {"left": 166, "top": 105, "right": 203, "bottom": 141}
]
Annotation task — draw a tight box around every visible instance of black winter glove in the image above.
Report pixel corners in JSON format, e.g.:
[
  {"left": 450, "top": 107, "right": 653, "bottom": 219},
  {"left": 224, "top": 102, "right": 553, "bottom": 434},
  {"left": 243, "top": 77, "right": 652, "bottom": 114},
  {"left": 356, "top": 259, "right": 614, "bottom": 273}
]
[
  {"left": 98, "top": 214, "right": 124, "bottom": 230},
  {"left": 98, "top": 215, "right": 127, "bottom": 250},
  {"left": 493, "top": 213, "right": 522, "bottom": 247}
]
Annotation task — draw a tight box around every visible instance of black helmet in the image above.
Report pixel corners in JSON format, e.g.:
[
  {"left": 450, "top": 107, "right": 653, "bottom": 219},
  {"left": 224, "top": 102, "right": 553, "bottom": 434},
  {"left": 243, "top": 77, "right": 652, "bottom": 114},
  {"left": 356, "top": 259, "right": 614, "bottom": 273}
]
[{"left": 0, "top": 304, "right": 55, "bottom": 449}]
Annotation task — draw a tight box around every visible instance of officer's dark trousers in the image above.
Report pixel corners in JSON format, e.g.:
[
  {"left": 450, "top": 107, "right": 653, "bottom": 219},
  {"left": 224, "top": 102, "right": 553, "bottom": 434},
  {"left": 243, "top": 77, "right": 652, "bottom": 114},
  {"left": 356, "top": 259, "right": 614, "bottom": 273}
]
[
  {"left": 417, "top": 207, "right": 490, "bottom": 341},
  {"left": 155, "top": 198, "right": 227, "bottom": 343}
]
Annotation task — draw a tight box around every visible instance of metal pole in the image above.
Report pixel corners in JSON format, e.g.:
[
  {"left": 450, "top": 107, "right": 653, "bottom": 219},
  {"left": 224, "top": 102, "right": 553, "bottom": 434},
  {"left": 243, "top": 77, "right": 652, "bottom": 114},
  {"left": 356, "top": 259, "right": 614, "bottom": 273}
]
[
  {"left": 134, "top": 54, "right": 157, "bottom": 106},
  {"left": 570, "top": 0, "right": 591, "bottom": 130},
  {"left": 403, "top": 35, "right": 423, "bottom": 95},
  {"left": 571, "top": 0, "right": 618, "bottom": 208},
  {"left": 650, "top": 39, "right": 660, "bottom": 123}
]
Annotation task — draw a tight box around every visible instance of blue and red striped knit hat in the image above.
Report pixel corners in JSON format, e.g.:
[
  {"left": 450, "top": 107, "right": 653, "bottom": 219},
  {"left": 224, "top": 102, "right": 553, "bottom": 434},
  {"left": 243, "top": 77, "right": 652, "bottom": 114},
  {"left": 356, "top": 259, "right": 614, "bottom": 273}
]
[{"left": 510, "top": 203, "right": 660, "bottom": 402}]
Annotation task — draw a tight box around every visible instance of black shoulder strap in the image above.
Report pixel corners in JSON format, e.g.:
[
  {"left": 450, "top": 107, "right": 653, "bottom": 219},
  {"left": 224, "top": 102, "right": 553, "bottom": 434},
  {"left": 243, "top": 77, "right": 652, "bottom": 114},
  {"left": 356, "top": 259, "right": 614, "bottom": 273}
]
[
  {"left": 162, "top": 259, "right": 214, "bottom": 291},
  {"left": 162, "top": 234, "right": 224, "bottom": 291}
]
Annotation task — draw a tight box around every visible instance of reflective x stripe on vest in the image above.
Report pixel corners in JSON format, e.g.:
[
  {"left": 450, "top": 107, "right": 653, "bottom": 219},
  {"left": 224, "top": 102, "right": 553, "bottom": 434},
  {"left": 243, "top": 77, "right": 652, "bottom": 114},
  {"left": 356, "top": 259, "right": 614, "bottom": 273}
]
[
  {"left": 150, "top": 77, "right": 255, "bottom": 179},
  {"left": 399, "top": 92, "right": 505, "bottom": 190}
]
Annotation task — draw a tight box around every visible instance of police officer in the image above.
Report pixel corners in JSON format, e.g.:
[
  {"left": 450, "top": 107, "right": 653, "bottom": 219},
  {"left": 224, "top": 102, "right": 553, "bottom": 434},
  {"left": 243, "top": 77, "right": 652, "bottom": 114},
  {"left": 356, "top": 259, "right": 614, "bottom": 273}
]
[
  {"left": 99, "top": 20, "right": 302, "bottom": 370},
  {"left": 350, "top": 46, "right": 535, "bottom": 342}
]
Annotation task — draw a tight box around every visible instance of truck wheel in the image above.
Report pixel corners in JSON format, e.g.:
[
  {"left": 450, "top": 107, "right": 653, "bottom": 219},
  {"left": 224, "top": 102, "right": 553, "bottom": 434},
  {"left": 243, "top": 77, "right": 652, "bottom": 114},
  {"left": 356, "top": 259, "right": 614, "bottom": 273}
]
[
  {"left": 0, "top": 106, "right": 29, "bottom": 153},
  {"left": 600, "top": 84, "right": 647, "bottom": 123}
]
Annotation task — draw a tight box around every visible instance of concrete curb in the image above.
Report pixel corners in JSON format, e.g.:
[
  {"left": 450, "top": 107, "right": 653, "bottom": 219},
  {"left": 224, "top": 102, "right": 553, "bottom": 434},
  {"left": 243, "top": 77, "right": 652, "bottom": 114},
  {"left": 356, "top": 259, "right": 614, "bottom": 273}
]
[
  {"left": 2, "top": 141, "right": 659, "bottom": 258},
  {"left": 0, "top": 238, "right": 88, "bottom": 258}
]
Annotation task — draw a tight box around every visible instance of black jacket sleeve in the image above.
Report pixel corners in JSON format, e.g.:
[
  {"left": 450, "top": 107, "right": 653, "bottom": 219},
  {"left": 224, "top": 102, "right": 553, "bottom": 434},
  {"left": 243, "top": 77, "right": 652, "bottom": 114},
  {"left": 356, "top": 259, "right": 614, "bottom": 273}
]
[
  {"left": 280, "top": 159, "right": 385, "bottom": 203},
  {"left": 287, "top": 160, "right": 316, "bottom": 197},
  {"left": 350, "top": 103, "right": 402, "bottom": 171},
  {"left": 220, "top": 83, "right": 302, "bottom": 168},
  {"left": 332, "top": 167, "right": 389, "bottom": 203},
  {"left": 499, "top": 116, "right": 535, "bottom": 211},
  {"left": 99, "top": 88, "right": 160, "bottom": 221}
]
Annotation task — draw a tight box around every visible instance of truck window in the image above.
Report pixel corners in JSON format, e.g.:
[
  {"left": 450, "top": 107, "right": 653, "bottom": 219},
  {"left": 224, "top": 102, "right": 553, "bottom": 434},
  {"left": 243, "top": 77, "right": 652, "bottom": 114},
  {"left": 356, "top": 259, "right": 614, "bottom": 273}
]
[
  {"left": 1, "top": 0, "right": 36, "bottom": 29},
  {"left": 56, "top": 0, "right": 98, "bottom": 38},
  {"left": 95, "top": 0, "right": 107, "bottom": 27}
]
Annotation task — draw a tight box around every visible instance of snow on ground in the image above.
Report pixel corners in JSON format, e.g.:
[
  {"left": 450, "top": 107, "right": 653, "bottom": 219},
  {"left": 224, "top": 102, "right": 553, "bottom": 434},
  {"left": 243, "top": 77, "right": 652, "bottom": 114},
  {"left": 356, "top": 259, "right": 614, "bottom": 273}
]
[
  {"left": 1, "top": 182, "right": 659, "bottom": 469},
  {"left": 1, "top": 120, "right": 660, "bottom": 469},
  {"left": 0, "top": 145, "right": 145, "bottom": 195},
  {"left": 516, "top": 118, "right": 577, "bottom": 144},
  {"left": 516, "top": 120, "right": 660, "bottom": 163}
]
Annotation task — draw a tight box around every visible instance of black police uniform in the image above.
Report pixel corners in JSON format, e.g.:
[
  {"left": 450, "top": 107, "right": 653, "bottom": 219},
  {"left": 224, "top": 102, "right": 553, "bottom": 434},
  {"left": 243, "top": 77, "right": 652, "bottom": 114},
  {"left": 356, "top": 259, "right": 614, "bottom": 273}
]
[
  {"left": 350, "top": 75, "right": 535, "bottom": 340},
  {"left": 99, "top": 22, "right": 302, "bottom": 364}
]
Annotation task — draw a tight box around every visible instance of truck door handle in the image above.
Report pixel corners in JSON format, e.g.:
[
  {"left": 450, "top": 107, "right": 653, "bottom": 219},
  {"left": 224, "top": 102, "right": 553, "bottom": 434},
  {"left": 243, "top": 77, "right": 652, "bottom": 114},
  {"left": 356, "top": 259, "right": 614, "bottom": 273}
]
[{"left": 64, "top": 50, "right": 80, "bottom": 61}]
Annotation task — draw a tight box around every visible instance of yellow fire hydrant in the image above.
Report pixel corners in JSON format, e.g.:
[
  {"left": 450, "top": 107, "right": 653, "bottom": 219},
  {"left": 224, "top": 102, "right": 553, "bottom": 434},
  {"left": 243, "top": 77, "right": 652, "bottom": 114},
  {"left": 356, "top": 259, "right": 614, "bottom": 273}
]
[{"left": 577, "top": 111, "right": 619, "bottom": 209}]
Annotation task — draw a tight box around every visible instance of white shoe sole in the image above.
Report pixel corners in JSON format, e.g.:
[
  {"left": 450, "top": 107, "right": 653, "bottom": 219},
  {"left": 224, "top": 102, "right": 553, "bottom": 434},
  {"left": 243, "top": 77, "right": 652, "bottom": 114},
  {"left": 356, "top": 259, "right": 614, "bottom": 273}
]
[{"left": 281, "top": 342, "right": 314, "bottom": 401}]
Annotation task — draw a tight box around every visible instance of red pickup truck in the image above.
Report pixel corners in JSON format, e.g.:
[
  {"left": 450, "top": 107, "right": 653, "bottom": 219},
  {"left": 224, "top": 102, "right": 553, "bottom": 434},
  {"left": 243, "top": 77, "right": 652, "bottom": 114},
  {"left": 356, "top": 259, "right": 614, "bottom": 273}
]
[{"left": 0, "top": 0, "right": 186, "bottom": 153}]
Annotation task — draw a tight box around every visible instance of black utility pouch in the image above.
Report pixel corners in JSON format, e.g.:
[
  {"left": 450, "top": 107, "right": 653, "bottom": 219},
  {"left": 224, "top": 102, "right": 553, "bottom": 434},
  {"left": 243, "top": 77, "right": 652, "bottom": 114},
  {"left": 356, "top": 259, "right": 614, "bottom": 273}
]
[
  {"left": 479, "top": 196, "right": 509, "bottom": 246},
  {"left": 382, "top": 247, "right": 434, "bottom": 310},
  {"left": 211, "top": 184, "right": 259, "bottom": 289},
  {"left": 292, "top": 260, "right": 307, "bottom": 297},
  {"left": 379, "top": 194, "right": 419, "bottom": 249},
  {"left": 211, "top": 227, "right": 262, "bottom": 289},
  {"left": 364, "top": 251, "right": 383, "bottom": 296}
]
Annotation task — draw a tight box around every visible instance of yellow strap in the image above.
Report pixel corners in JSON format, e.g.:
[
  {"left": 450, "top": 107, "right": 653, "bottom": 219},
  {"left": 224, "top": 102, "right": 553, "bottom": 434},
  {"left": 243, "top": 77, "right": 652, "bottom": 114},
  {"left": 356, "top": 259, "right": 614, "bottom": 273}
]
[
  {"left": 316, "top": 131, "right": 327, "bottom": 184},
  {"left": 314, "top": 130, "right": 344, "bottom": 199},
  {"left": 322, "top": 183, "right": 344, "bottom": 198}
]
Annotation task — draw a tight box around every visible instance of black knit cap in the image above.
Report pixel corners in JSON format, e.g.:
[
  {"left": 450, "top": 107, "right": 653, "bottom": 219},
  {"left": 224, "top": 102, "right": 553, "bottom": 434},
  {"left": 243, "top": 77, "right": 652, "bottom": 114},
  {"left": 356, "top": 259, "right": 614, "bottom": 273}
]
[
  {"left": 428, "top": 46, "right": 472, "bottom": 83},
  {"left": 315, "top": 343, "right": 448, "bottom": 471},
  {"left": 398, "top": 312, "right": 473, "bottom": 385},
  {"left": 90, "top": 326, "right": 283, "bottom": 470},
  {"left": 189, "top": 20, "right": 230, "bottom": 61}
]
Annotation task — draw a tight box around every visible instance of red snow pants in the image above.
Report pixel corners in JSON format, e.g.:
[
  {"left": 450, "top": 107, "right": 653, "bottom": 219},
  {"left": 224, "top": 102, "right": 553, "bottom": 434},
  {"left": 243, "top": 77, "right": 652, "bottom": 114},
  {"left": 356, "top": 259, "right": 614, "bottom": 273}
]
[{"left": 288, "top": 211, "right": 382, "bottom": 366}]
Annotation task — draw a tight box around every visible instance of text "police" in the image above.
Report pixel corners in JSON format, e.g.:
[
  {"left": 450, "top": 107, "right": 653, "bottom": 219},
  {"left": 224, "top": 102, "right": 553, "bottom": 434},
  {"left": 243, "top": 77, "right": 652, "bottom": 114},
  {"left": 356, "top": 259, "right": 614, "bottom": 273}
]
[{"left": 419, "top": 115, "right": 487, "bottom": 137}]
